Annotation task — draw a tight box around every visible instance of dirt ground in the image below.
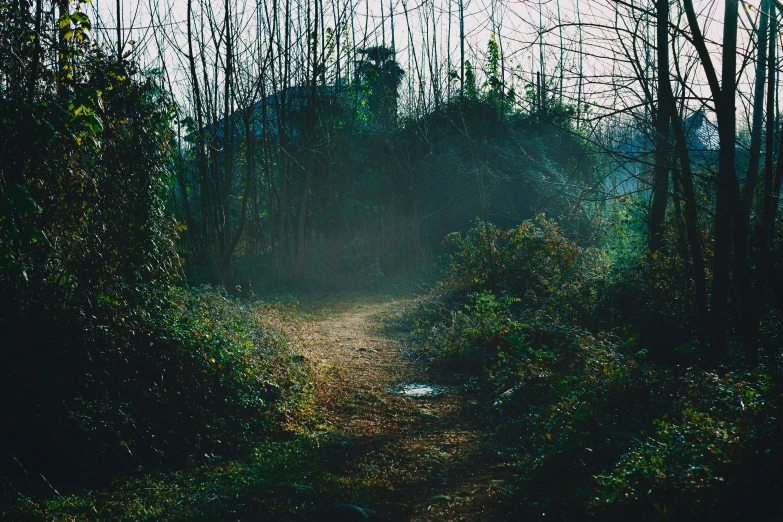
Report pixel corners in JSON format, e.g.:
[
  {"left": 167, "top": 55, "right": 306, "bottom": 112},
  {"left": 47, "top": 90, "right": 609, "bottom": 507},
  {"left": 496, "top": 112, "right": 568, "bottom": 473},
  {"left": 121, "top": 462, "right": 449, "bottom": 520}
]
[{"left": 301, "top": 299, "right": 515, "bottom": 521}]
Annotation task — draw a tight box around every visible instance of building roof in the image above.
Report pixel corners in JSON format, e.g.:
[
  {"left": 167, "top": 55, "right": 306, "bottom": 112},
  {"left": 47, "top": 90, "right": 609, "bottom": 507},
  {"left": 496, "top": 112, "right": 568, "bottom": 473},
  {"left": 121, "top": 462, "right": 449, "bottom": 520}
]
[{"left": 184, "top": 79, "right": 358, "bottom": 143}]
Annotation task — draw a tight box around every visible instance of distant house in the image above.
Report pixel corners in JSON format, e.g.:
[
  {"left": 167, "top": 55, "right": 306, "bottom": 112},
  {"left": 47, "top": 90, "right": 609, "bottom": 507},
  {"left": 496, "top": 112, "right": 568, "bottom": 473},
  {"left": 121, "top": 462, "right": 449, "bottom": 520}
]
[
  {"left": 682, "top": 110, "right": 718, "bottom": 151},
  {"left": 608, "top": 109, "right": 718, "bottom": 198},
  {"left": 184, "top": 78, "right": 364, "bottom": 145}
]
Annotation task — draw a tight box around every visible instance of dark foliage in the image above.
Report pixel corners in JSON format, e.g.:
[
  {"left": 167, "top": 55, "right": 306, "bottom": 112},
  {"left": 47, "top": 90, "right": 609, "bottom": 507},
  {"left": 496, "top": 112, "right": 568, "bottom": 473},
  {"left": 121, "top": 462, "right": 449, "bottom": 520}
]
[
  {"left": 389, "top": 218, "right": 783, "bottom": 520},
  {"left": 0, "top": 2, "right": 309, "bottom": 501}
]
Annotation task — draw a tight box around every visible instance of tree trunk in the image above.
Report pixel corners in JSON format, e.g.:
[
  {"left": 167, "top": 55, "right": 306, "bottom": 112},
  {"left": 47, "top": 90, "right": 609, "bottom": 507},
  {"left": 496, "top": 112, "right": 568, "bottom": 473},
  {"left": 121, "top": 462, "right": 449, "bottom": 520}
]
[
  {"left": 667, "top": 94, "right": 709, "bottom": 351},
  {"left": 743, "top": 0, "right": 770, "bottom": 222},
  {"left": 221, "top": 0, "right": 234, "bottom": 279},
  {"left": 187, "top": 0, "right": 209, "bottom": 263},
  {"left": 649, "top": 0, "right": 672, "bottom": 253},
  {"left": 293, "top": 170, "right": 313, "bottom": 278},
  {"left": 116, "top": 0, "right": 122, "bottom": 60},
  {"left": 293, "top": 0, "right": 320, "bottom": 279},
  {"left": 222, "top": 111, "right": 255, "bottom": 274},
  {"left": 759, "top": 3, "right": 778, "bottom": 316},
  {"left": 682, "top": 0, "right": 738, "bottom": 364},
  {"left": 736, "top": 0, "right": 771, "bottom": 366},
  {"left": 710, "top": 0, "right": 740, "bottom": 365},
  {"left": 459, "top": 0, "right": 464, "bottom": 96}
]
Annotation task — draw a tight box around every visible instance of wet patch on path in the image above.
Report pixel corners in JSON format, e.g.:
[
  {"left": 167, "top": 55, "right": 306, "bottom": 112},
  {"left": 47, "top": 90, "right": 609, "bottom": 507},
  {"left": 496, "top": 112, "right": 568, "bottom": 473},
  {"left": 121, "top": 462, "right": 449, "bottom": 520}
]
[{"left": 302, "top": 300, "right": 514, "bottom": 521}]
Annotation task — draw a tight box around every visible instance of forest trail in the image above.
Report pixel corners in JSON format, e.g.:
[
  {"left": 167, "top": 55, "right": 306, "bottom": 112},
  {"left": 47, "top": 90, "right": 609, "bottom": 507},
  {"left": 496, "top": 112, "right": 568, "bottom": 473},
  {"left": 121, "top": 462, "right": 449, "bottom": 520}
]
[{"left": 303, "top": 298, "right": 512, "bottom": 521}]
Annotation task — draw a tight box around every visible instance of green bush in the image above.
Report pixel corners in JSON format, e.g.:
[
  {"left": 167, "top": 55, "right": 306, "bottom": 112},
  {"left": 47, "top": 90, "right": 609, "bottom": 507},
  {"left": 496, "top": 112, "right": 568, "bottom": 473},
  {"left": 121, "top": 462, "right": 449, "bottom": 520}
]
[
  {"left": 392, "top": 215, "right": 782, "bottom": 520},
  {"left": 441, "top": 216, "right": 602, "bottom": 323},
  {"left": 396, "top": 216, "right": 601, "bottom": 366},
  {"left": 592, "top": 202, "right": 703, "bottom": 358},
  {"left": 1, "top": 4, "right": 180, "bottom": 325},
  {"left": 1, "top": 286, "right": 311, "bottom": 495}
]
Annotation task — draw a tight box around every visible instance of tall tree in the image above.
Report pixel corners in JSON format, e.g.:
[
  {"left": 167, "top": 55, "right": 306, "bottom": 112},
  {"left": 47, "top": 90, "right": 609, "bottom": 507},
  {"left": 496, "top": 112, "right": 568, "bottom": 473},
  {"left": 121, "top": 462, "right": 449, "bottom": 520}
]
[
  {"left": 736, "top": 0, "right": 771, "bottom": 365},
  {"left": 752, "top": 0, "right": 778, "bottom": 365},
  {"left": 648, "top": 0, "right": 672, "bottom": 253},
  {"left": 293, "top": 0, "right": 322, "bottom": 278},
  {"left": 355, "top": 45, "right": 404, "bottom": 125},
  {"left": 682, "top": 0, "right": 739, "bottom": 362},
  {"left": 459, "top": 0, "right": 464, "bottom": 96}
]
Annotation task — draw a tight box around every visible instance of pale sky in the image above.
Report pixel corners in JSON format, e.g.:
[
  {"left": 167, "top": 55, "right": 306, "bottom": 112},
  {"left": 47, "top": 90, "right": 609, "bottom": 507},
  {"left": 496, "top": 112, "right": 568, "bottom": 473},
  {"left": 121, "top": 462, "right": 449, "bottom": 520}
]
[{"left": 85, "top": 0, "right": 769, "bottom": 131}]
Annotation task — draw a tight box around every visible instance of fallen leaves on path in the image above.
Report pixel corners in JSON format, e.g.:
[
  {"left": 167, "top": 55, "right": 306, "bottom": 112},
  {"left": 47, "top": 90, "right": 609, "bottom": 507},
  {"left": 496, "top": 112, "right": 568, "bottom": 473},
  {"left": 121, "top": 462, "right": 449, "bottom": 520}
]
[{"left": 301, "top": 299, "right": 514, "bottom": 521}]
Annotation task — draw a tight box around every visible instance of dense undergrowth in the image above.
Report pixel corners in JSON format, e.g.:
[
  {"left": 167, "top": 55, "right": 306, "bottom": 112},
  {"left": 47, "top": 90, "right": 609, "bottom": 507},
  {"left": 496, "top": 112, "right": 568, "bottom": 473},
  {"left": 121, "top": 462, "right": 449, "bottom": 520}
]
[
  {"left": 0, "top": 8, "right": 319, "bottom": 517},
  {"left": 1, "top": 286, "right": 316, "bottom": 519},
  {"left": 388, "top": 216, "right": 783, "bottom": 520}
]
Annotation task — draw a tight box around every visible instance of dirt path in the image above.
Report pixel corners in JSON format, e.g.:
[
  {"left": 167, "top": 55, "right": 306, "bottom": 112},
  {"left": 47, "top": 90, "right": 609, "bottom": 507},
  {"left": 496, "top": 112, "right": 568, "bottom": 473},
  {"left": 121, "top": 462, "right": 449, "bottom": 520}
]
[{"left": 303, "top": 299, "right": 512, "bottom": 521}]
